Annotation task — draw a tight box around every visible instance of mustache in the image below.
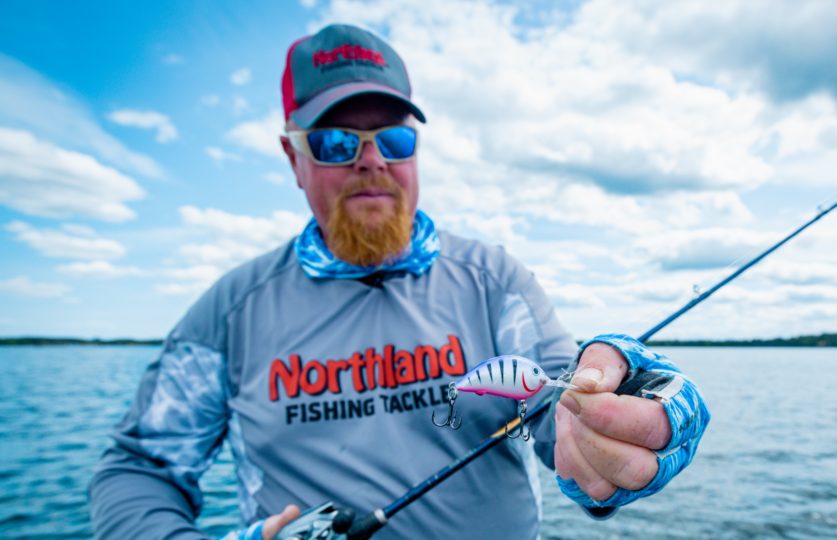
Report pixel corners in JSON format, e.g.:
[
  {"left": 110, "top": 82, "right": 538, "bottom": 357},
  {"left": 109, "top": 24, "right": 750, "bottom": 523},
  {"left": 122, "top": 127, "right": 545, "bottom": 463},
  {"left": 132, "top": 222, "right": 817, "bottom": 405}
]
[{"left": 339, "top": 175, "right": 402, "bottom": 199}]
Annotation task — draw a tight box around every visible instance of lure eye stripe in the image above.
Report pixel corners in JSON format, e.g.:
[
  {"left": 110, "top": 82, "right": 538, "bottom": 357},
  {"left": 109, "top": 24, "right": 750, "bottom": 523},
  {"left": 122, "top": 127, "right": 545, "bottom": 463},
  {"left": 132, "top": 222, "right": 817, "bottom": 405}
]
[
  {"left": 512, "top": 358, "right": 517, "bottom": 385},
  {"left": 487, "top": 363, "right": 494, "bottom": 382},
  {"left": 476, "top": 369, "right": 482, "bottom": 383},
  {"left": 499, "top": 359, "right": 504, "bottom": 384}
]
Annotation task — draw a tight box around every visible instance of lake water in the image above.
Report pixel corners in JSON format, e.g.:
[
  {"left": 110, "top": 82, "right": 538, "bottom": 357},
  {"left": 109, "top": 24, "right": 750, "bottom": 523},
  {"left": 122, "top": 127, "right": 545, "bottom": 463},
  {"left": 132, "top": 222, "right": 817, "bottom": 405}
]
[{"left": 1, "top": 346, "right": 835, "bottom": 539}]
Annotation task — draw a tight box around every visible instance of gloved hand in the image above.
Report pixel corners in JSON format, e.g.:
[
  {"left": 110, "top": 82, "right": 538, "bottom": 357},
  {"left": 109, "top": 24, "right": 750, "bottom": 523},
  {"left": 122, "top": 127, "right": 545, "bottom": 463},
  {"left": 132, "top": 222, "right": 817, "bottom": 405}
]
[{"left": 554, "top": 334, "right": 710, "bottom": 518}]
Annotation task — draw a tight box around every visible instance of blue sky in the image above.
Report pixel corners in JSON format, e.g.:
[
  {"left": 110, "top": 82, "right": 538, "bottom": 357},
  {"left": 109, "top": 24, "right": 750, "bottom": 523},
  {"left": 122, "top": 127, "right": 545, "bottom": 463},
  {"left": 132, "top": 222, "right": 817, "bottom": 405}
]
[{"left": 1, "top": 0, "right": 835, "bottom": 340}]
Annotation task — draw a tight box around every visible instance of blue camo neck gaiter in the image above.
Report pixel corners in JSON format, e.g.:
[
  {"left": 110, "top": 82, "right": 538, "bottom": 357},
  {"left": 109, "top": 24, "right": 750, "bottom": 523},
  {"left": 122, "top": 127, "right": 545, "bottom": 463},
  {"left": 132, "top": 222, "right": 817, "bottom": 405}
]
[{"left": 294, "top": 209, "right": 440, "bottom": 279}]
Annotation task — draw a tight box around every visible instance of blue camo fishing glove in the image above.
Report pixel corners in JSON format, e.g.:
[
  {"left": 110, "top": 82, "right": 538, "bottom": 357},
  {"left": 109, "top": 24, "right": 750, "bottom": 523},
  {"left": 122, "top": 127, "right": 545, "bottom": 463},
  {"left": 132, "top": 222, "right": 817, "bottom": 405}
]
[
  {"left": 218, "top": 520, "right": 265, "bottom": 540},
  {"left": 556, "top": 333, "right": 710, "bottom": 517}
]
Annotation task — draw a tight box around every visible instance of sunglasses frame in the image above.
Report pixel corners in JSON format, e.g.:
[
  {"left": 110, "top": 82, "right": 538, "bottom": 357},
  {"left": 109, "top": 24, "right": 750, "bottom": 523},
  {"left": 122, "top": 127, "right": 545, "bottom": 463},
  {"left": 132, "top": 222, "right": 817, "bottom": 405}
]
[{"left": 285, "top": 125, "right": 419, "bottom": 167}]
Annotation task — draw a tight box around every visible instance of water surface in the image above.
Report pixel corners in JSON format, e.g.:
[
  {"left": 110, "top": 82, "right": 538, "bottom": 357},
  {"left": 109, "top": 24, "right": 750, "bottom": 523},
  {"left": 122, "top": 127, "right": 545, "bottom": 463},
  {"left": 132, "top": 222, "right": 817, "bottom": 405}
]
[{"left": 1, "top": 346, "right": 834, "bottom": 538}]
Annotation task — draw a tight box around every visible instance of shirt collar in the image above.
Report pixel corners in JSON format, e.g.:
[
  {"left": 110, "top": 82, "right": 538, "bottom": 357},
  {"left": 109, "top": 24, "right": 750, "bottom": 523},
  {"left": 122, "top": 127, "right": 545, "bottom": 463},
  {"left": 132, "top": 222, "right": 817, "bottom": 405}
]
[{"left": 294, "top": 209, "right": 440, "bottom": 279}]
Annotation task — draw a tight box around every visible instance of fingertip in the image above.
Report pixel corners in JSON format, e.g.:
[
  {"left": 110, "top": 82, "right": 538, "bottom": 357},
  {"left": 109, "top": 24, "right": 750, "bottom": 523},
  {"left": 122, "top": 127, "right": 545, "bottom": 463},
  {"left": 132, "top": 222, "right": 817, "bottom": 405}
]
[
  {"left": 576, "top": 343, "right": 628, "bottom": 392},
  {"left": 279, "top": 504, "right": 301, "bottom": 524},
  {"left": 284, "top": 504, "right": 301, "bottom": 519},
  {"left": 571, "top": 368, "right": 603, "bottom": 391}
]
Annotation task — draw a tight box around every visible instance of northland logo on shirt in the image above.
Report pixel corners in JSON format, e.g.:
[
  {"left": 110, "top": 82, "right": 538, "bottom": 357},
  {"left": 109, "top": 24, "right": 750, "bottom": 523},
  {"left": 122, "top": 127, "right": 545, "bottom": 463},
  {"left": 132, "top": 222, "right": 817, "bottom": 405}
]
[{"left": 269, "top": 335, "right": 467, "bottom": 425}]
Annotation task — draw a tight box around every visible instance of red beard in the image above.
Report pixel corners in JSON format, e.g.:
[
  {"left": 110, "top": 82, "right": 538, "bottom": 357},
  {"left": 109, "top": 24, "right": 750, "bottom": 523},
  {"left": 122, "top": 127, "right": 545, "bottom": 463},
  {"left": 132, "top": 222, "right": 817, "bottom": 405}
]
[{"left": 326, "top": 175, "right": 413, "bottom": 267}]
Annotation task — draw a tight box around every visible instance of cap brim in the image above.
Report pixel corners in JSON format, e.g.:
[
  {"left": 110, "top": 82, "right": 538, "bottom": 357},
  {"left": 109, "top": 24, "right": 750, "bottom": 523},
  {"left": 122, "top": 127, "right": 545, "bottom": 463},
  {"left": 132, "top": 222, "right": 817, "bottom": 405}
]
[{"left": 290, "top": 82, "right": 426, "bottom": 128}]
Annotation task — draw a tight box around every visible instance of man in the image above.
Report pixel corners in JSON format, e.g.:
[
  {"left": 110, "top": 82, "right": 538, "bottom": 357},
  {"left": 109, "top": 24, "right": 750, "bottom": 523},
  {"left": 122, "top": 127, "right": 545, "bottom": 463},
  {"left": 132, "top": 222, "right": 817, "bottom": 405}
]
[{"left": 90, "top": 24, "right": 708, "bottom": 540}]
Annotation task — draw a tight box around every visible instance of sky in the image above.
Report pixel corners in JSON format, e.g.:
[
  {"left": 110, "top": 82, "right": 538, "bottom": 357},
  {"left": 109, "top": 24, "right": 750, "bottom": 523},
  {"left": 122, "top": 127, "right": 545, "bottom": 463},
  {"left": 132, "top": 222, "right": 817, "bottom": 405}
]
[{"left": 1, "top": 0, "right": 835, "bottom": 340}]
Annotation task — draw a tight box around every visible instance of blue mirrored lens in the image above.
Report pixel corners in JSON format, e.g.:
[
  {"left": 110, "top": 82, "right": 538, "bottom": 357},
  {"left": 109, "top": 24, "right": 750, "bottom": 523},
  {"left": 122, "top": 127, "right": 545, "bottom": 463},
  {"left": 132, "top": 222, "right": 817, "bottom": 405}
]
[
  {"left": 375, "top": 127, "right": 417, "bottom": 160},
  {"left": 307, "top": 129, "right": 360, "bottom": 163}
]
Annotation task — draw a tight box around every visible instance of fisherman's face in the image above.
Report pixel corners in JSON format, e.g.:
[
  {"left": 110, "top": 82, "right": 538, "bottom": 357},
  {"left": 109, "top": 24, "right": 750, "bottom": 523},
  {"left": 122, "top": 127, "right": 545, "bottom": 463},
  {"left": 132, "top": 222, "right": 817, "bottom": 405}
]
[{"left": 282, "top": 95, "right": 419, "bottom": 265}]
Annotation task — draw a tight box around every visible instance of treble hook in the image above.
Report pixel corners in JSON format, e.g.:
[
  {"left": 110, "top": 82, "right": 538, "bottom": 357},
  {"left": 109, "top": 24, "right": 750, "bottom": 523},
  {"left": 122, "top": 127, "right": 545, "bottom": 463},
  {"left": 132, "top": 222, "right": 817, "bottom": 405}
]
[
  {"left": 505, "top": 399, "right": 530, "bottom": 441},
  {"left": 432, "top": 381, "right": 462, "bottom": 430}
]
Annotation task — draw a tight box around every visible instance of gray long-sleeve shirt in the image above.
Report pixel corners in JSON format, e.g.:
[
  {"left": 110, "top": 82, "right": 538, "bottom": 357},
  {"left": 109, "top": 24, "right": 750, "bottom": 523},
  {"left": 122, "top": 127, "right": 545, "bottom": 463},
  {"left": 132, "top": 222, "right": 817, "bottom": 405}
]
[{"left": 90, "top": 231, "right": 578, "bottom": 539}]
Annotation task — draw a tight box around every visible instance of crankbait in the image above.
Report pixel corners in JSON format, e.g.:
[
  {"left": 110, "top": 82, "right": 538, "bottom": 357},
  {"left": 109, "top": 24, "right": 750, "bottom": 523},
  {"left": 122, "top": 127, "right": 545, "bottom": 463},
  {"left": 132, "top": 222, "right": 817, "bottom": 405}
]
[{"left": 432, "top": 355, "right": 576, "bottom": 440}]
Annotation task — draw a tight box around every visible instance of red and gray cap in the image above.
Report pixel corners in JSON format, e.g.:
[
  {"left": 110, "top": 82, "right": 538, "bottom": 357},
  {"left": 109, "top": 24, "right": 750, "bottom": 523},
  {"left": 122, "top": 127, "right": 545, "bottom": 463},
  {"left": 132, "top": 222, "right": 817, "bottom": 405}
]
[{"left": 282, "top": 24, "right": 426, "bottom": 128}]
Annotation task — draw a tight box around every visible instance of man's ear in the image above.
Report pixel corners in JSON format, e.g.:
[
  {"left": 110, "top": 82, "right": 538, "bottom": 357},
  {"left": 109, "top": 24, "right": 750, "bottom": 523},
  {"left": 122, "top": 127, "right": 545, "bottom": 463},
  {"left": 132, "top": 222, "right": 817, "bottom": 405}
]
[
  {"left": 280, "top": 136, "right": 304, "bottom": 189},
  {"left": 280, "top": 135, "right": 296, "bottom": 167}
]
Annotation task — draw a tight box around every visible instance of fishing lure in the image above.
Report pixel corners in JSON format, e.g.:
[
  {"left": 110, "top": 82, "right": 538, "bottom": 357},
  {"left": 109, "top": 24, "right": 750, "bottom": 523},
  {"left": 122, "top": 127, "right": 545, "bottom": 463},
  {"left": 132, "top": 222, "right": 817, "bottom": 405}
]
[{"left": 432, "top": 355, "right": 576, "bottom": 440}]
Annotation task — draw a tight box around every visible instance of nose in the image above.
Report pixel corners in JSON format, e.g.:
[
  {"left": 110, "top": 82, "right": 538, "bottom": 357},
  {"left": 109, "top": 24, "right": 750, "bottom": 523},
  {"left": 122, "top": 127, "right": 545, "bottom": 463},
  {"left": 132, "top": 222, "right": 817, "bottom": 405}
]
[{"left": 353, "top": 140, "right": 387, "bottom": 174}]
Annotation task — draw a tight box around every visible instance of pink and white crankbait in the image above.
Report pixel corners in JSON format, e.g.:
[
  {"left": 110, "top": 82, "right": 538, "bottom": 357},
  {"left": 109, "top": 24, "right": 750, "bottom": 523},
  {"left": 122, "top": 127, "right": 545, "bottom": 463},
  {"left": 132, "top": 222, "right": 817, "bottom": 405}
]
[
  {"left": 455, "top": 354, "right": 576, "bottom": 400},
  {"left": 432, "top": 355, "right": 576, "bottom": 439}
]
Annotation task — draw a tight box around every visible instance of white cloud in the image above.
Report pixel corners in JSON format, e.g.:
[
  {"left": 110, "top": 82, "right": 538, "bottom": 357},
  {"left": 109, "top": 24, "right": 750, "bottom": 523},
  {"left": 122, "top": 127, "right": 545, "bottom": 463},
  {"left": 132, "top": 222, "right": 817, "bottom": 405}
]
[
  {"left": 574, "top": 0, "right": 837, "bottom": 102},
  {"left": 548, "top": 283, "right": 606, "bottom": 308},
  {"left": 154, "top": 206, "right": 309, "bottom": 296},
  {"left": 753, "top": 261, "right": 837, "bottom": 286},
  {"left": 318, "top": 0, "right": 774, "bottom": 197},
  {"left": 231, "top": 68, "right": 252, "bottom": 86},
  {"left": 201, "top": 94, "right": 221, "bottom": 107},
  {"left": 621, "top": 281, "right": 691, "bottom": 304},
  {"left": 709, "top": 284, "right": 837, "bottom": 306},
  {"left": 177, "top": 206, "right": 308, "bottom": 265},
  {"left": 436, "top": 211, "right": 528, "bottom": 247},
  {"left": 154, "top": 281, "right": 212, "bottom": 296},
  {"left": 768, "top": 96, "right": 837, "bottom": 159},
  {"left": 108, "top": 109, "right": 178, "bottom": 143},
  {"left": 227, "top": 110, "right": 284, "bottom": 156},
  {"left": 155, "top": 265, "right": 222, "bottom": 296},
  {"left": 0, "top": 275, "right": 70, "bottom": 298},
  {"left": 205, "top": 146, "right": 242, "bottom": 163},
  {"left": 7, "top": 221, "right": 126, "bottom": 260},
  {"left": 636, "top": 228, "right": 777, "bottom": 270},
  {"left": 0, "top": 128, "right": 145, "bottom": 222},
  {"left": 653, "top": 191, "right": 754, "bottom": 228},
  {"left": 263, "top": 172, "right": 287, "bottom": 185},
  {"left": 162, "top": 53, "right": 185, "bottom": 65},
  {"left": 299, "top": 0, "right": 317, "bottom": 8},
  {"left": 56, "top": 260, "right": 146, "bottom": 277},
  {"left": 162, "top": 265, "right": 222, "bottom": 282},
  {"left": 0, "top": 53, "right": 162, "bottom": 178},
  {"left": 763, "top": 95, "right": 837, "bottom": 188}
]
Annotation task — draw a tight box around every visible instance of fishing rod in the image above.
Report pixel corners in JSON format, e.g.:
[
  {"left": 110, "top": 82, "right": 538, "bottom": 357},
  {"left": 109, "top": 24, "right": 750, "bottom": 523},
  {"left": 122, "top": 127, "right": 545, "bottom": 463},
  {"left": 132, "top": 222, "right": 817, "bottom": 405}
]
[{"left": 281, "top": 201, "right": 836, "bottom": 540}]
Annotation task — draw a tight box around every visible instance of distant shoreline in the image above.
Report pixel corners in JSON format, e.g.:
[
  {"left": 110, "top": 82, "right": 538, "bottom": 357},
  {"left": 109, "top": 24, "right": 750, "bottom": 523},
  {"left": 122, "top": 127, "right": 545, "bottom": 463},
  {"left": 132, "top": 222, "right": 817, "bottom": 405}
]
[
  {"left": 0, "top": 333, "right": 834, "bottom": 347},
  {"left": 0, "top": 337, "right": 164, "bottom": 346}
]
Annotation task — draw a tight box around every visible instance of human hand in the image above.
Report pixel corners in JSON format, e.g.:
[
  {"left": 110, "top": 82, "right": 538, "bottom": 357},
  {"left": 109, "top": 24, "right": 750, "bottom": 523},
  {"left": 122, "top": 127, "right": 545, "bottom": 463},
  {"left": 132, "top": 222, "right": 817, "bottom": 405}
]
[
  {"left": 262, "top": 505, "right": 301, "bottom": 539},
  {"left": 554, "top": 343, "right": 672, "bottom": 501},
  {"left": 218, "top": 504, "right": 300, "bottom": 540}
]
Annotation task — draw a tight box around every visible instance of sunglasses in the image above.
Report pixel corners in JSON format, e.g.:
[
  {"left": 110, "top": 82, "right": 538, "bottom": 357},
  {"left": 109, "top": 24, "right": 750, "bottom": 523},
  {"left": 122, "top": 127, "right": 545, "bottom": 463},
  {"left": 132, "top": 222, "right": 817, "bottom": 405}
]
[{"left": 286, "top": 125, "right": 418, "bottom": 166}]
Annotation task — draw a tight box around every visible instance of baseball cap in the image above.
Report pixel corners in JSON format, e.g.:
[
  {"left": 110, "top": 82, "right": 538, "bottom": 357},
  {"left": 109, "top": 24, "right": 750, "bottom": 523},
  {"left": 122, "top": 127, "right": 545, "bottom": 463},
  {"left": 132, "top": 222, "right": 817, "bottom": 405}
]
[{"left": 282, "top": 24, "right": 426, "bottom": 128}]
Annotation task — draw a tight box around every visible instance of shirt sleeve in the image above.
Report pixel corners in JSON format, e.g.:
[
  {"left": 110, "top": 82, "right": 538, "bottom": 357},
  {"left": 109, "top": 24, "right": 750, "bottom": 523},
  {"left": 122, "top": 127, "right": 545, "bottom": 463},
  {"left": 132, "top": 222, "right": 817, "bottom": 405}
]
[
  {"left": 493, "top": 259, "right": 578, "bottom": 467},
  {"left": 89, "top": 340, "right": 230, "bottom": 539}
]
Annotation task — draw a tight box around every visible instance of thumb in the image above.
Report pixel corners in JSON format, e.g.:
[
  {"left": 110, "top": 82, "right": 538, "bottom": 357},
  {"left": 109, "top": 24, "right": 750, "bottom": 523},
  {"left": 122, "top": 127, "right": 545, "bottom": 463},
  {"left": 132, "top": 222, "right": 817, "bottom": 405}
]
[
  {"left": 262, "top": 504, "right": 301, "bottom": 540},
  {"left": 571, "top": 342, "right": 628, "bottom": 393}
]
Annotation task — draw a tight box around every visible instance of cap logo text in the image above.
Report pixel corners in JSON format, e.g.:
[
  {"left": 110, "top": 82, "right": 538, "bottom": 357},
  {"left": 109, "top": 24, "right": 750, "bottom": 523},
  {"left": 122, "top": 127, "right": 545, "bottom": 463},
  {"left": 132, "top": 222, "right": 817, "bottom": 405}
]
[{"left": 312, "top": 43, "right": 386, "bottom": 68}]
